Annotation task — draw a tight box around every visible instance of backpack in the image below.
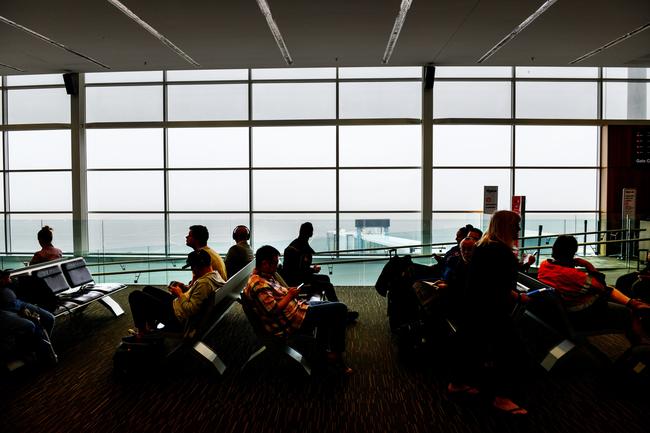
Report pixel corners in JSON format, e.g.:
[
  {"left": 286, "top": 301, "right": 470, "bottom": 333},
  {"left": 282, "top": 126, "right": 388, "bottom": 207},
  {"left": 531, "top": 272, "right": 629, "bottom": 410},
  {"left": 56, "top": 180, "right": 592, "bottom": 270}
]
[{"left": 113, "top": 336, "right": 165, "bottom": 378}]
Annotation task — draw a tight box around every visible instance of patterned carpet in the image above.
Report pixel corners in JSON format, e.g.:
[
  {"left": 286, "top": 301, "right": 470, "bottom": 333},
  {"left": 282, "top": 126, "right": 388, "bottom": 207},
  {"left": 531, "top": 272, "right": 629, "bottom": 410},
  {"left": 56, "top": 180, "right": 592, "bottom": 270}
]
[{"left": 1, "top": 286, "right": 649, "bottom": 433}]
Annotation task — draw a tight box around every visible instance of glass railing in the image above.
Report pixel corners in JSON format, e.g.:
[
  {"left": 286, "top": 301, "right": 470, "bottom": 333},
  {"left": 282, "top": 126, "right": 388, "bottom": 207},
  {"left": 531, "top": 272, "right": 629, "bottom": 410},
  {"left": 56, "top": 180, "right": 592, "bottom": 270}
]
[{"left": 1, "top": 216, "right": 647, "bottom": 287}]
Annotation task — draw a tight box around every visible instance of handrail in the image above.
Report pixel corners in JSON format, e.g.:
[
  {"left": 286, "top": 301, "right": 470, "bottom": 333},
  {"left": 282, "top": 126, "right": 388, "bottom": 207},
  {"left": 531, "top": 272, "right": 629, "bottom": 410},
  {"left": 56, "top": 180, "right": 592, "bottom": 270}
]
[
  {"left": 314, "top": 227, "right": 646, "bottom": 256},
  {"left": 91, "top": 237, "right": 650, "bottom": 278}
]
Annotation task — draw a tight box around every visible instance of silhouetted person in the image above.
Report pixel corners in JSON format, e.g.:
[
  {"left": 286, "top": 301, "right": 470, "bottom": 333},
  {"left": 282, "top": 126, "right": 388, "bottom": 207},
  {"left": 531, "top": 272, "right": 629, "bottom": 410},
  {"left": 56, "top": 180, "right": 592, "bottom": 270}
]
[
  {"left": 225, "top": 225, "right": 254, "bottom": 278},
  {"left": 282, "top": 222, "right": 358, "bottom": 322},
  {"left": 186, "top": 224, "right": 227, "bottom": 281},
  {"left": 29, "top": 226, "right": 63, "bottom": 266}
]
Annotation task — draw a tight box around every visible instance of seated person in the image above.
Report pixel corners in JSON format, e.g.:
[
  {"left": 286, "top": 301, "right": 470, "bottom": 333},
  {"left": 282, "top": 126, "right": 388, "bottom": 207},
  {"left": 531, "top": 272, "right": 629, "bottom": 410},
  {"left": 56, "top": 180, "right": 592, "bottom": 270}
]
[
  {"left": 243, "top": 245, "right": 352, "bottom": 374},
  {"left": 282, "top": 222, "right": 358, "bottom": 322},
  {"left": 29, "top": 226, "right": 63, "bottom": 266},
  {"left": 436, "top": 237, "right": 477, "bottom": 322},
  {"left": 441, "top": 228, "right": 482, "bottom": 281},
  {"left": 185, "top": 224, "right": 228, "bottom": 281},
  {"left": 225, "top": 225, "right": 254, "bottom": 278},
  {"left": 128, "top": 250, "right": 225, "bottom": 337},
  {"left": 0, "top": 270, "right": 56, "bottom": 364},
  {"left": 538, "top": 235, "right": 649, "bottom": 344},
  {"left": 433, "top": 225, "right": 482, "bottom": 278}
]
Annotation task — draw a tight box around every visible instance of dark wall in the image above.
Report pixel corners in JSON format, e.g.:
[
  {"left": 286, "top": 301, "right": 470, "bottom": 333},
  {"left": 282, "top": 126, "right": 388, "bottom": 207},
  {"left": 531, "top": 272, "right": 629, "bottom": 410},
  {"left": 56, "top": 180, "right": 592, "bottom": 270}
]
[{"left": 604, "top": 125, "right": 650, "bottom": 254}]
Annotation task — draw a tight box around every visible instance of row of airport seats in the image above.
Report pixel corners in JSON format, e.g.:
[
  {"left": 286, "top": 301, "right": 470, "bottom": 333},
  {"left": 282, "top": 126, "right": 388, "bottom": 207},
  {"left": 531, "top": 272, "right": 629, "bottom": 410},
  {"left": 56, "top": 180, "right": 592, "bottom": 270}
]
[
  {"left": 116, "top": 259, "right": 317, "bottom": 376},
  {"left": 9, "top": 257, "right": 127, "bottom": 318},
  {"left": 4, "top": 258, "right": 127, "bottom": 373}
]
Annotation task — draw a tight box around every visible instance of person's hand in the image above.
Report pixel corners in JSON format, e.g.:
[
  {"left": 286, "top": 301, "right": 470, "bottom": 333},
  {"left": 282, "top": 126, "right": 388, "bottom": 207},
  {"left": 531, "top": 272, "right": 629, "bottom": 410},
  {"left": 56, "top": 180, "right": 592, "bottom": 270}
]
[
  {"left": 312, "top": 264, "right": 321, "bottom": 273},
  {"left": 169, "top": 284, "right": 184, "bottom": 298},
  {"left": 525, "top": 254, "right": 536, "bottom": 266},
  {"left": 433, "top": 280, "right": 448, "bottom": 290},
  {"left": 287, "top": 287, "right": 300, "bottom": 299}
]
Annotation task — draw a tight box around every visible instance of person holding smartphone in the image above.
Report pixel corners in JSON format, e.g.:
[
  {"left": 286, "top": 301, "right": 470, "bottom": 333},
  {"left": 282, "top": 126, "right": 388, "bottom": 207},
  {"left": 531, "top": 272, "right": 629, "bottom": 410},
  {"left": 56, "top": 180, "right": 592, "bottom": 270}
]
[
  {"left": 127, "top": 250, "right": 225, "bottom": 337},
  {"left": 244, "top": 245, "right": 352, "bottom": 374}
]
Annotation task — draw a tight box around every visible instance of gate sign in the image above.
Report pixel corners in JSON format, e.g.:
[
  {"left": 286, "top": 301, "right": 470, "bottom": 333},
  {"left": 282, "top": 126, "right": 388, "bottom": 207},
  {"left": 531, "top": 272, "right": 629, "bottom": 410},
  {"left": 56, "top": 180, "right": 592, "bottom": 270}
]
[
  {"left": 511, "top": 196, "right": 526, "bottom": 248},
  {"left": 483, "top": 186, "right": 498, "bottom": 215},
  {"left": 622, "top": 188, "right": 637, "bottom": 222}
]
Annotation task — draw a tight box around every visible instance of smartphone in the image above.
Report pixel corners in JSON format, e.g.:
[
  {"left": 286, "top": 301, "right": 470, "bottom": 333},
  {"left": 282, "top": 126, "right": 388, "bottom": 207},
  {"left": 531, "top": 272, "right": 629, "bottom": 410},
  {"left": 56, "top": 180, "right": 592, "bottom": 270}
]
[{"left": 526, "top": 287, "right": 552, "bottom": 296}]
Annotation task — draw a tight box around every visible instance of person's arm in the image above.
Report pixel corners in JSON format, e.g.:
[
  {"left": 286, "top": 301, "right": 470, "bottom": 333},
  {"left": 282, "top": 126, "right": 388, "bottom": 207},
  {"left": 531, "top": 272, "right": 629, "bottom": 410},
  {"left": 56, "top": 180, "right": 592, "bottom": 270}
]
[
  {"left": 174, "top": 280, "right": 212, "bottom": 318},
  {"left": 573, "top": 257, "right": 597, "bottom": 272},
  {"left": 276, "top": 287, "right": 300, "bottom": 311}
]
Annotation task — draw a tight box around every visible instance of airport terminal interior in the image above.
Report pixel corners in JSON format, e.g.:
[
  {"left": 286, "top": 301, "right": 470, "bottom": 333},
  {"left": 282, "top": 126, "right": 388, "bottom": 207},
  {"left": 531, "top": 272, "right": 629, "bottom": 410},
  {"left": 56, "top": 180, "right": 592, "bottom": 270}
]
[{"left": 1, "top": 1, "right": 650, "bottom": 432}]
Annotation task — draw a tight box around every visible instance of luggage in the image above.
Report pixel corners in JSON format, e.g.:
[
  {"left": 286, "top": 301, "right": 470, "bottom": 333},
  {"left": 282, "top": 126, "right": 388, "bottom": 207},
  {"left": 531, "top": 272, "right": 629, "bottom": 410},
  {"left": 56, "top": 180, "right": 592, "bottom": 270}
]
[{"left": 113, "top": 335, "right": 165, "bottom": 377}]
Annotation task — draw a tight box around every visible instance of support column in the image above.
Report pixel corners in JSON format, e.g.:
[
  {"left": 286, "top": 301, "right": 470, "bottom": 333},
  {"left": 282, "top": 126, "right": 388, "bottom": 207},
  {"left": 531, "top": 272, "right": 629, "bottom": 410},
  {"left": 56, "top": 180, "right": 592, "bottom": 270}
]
[
  {"left": 71, "top": 73, "right": 88, "bottom": 256},
  {"left": 422, "top": 66, "right": 434, "bottom": 254}
]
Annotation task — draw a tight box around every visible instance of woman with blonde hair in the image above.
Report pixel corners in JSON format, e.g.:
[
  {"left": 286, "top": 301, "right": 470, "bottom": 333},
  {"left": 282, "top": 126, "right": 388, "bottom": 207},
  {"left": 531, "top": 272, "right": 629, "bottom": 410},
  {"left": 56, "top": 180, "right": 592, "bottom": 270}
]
[
  {"left": 447, "top": 210, "right": 528, "bottom": 416},
  {"left": 29, "top": 226, "right": 63, "bottom": 265}
]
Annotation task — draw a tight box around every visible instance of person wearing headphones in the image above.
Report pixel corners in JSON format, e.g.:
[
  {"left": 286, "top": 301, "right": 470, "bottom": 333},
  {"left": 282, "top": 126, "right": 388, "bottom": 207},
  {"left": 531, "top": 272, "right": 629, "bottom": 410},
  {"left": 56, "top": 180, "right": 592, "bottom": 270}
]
[{"left": 225, "top": 225, "right": 254, "bottom": 278}]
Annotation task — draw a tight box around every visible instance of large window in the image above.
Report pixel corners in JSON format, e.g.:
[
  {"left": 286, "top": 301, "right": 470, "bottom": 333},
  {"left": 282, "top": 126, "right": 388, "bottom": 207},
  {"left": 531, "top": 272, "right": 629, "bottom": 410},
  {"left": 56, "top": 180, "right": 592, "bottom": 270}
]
[{"left": 1, "top": 66, "right": 647, "bottom": 258}]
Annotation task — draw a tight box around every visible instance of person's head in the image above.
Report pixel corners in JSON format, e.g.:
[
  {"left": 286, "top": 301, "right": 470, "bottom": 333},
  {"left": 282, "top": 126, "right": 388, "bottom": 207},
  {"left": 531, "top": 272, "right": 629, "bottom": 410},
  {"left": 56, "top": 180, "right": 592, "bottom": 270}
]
[
  {"left": 455, "top": 225, "right": 472, "bottom": 243},
  {"left": 299, "top": 222, "right": 314, "bottom": 239},
  {"left": 232, "top": 225, "right": 250, "bottom": 243},
  {"left": 0, "top": 270, "right": 11, "bottom": 287},
  {"left": 478, "top": 210, "right": 521, "bottom": 247},
  {"left": 255, "top": 245, "right": 280, "bottom": 274},
  {"left": 460, "top": 237, "right": 477, "bottom": 263},
  {"left": 183, "top": 249, "right": 213, "bottom": 278},
  {"left": 467, "top": 227, "right": 483, "bottom": 241},
  {"left": 186, "top": 225, "right": 209, "bottom": 249},
  {"left": 551, "top": 235, "right": 579, "bottom": 263},
  {"left": 37, "top": 225, "right": 54, "bottom": 246}
]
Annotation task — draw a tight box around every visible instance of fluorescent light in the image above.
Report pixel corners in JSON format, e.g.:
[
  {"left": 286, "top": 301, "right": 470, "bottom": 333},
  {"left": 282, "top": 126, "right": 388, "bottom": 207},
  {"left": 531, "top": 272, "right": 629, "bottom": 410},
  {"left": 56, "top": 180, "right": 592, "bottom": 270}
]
[
  {"left": 382, "top": 0, "right": 413, "bottom": 64},
  {"left": 477, "top": 0, "right": 559, "bottom": 64},
  {"left": 107, "top": 0, "right": 200, "bottom": 67},
  {"left": 0, "top": 14, "right": 110, "bottom": 69},
  {"left": 0, "top": 62, "right": 25, "bottom": 72},
  {"left": 255, "top": 0, "right": 293, "bottom": 65},
  {"left": 570, "top": 21, "right": 650, "bottom": 65}
]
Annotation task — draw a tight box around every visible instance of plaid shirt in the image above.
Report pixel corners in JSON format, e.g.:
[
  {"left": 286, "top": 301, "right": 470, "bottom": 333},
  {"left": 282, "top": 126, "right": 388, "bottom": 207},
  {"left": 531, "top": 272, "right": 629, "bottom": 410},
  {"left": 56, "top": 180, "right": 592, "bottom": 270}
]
[{"left": 244, "top": 268, "right": 308, "bottom": 337}]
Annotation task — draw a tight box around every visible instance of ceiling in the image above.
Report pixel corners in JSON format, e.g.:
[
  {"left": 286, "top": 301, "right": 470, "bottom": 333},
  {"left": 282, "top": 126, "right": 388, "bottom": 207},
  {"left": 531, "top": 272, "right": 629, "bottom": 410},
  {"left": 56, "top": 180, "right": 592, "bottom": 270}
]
[{"left": 1, "top": 0, "right": 649, "bottom": 75}]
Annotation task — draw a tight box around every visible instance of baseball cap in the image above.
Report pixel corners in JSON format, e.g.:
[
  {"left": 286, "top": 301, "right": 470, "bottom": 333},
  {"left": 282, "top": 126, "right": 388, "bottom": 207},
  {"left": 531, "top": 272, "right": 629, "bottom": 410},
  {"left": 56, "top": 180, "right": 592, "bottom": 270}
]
[{"left": 182, "top": 249, "right": 211, "bottom": 269}]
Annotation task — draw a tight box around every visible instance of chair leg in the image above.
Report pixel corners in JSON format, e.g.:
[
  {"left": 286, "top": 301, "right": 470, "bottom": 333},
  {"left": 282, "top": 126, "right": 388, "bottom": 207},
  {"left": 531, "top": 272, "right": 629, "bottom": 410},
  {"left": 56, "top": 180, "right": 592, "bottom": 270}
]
[
  {"left": 283, "top": 345, "right": 312, "bottom": 376},
  {"left": 242, "top": 345, "right": 268, "bottom": 371},
  {"left": 193, "top": 341, "right": 227, "bottom": 374},
  {"left": 98, "top": 296, "right": 124, "bottom": 317},
  {"left": 541, "top": 339, "right": 576, "bottom": 371}
]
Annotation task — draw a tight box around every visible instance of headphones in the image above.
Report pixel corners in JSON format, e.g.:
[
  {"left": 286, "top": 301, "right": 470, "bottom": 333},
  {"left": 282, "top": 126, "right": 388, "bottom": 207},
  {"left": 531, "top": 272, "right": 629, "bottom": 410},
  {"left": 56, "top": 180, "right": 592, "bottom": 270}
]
[{"left": 232, "top": 225, "right": 251, "bottom": 241}]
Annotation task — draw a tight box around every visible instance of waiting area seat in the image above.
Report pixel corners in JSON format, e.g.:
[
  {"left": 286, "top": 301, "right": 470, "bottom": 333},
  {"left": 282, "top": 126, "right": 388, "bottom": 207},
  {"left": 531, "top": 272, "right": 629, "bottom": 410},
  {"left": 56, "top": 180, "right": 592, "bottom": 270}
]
[
  {"left": 164, "top": 260, "right": 256, "bottom": 374},
  {"left": 516, "top": 272, "right": 623, "bottom": 370},
  {"left": 239, "top": 296, "right": 314, "bottom": 376},
  {"left": 9, "top": 257, "right": 128, "bottom": 318}
]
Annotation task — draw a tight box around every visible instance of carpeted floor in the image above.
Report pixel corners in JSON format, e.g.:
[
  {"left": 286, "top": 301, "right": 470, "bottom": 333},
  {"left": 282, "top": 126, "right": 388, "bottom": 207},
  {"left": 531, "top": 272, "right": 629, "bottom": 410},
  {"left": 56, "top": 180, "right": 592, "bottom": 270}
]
[{"left": 2, "top": 286, "right": 649, "bottom": 433}]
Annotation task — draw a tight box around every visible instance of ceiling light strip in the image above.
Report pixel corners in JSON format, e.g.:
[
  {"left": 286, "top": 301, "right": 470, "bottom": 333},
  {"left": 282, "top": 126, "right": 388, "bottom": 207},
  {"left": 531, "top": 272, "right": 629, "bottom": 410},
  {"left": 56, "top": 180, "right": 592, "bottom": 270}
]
[
  {"left": 382, "top": 0, "right": 413, "bottom": 64},
  {"left": 570, "top": 21, "right": 650, "bottom": 65},
  {"left": 0, "top": 61, "right": 25, "bottom": 72},
  {"left": 107, "top": 0, "right": 200, "bottom": 67},
  {"left": 0, "top": 14, "right": 110, "bottom": 69},
  {"left": 477, "top": 0, "right": 559, "bottom": 64},
  {"left": 255, "top": 0, "right": 293, "bottom": 65}
]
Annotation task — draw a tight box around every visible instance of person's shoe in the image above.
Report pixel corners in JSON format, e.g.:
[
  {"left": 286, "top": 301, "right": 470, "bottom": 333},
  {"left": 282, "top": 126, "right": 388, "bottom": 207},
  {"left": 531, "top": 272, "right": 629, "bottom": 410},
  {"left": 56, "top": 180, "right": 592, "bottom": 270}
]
[
  {"left": 492, "top": 397, "right": 528, "bottom": 416},
  {"left": 346, "top": 311, "right": 359, "bottom": 324}
]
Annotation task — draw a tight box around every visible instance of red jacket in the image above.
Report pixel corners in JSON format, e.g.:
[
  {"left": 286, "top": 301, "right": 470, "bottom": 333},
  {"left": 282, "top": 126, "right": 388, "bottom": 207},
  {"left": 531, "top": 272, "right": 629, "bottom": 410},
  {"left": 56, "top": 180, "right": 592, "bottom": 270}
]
[{"left": 538, "top": 259, "right": 607, "bottom": 312}]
